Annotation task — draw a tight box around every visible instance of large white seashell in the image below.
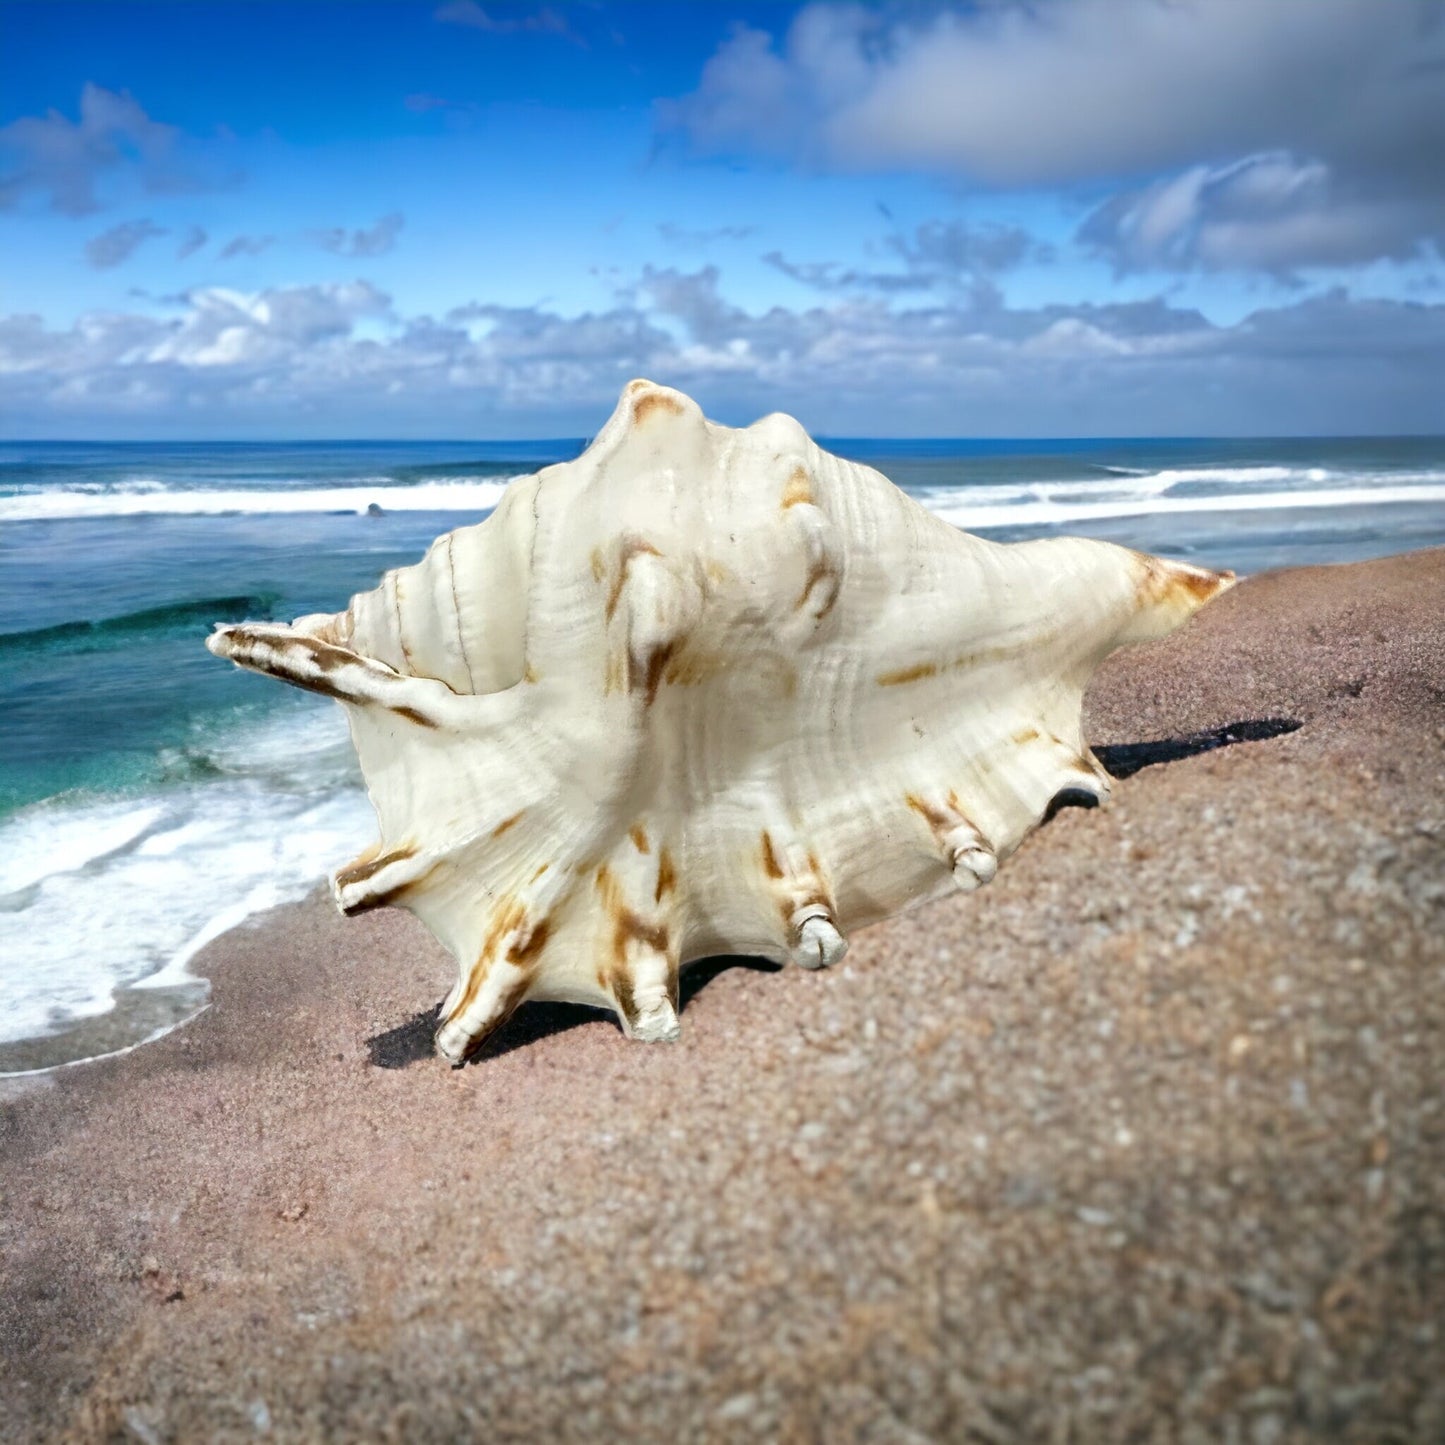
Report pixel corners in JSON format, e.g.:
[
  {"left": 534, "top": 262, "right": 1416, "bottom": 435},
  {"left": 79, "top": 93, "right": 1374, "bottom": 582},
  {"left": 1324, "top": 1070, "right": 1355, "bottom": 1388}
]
[{"left": 207, "top": 380, "right": 1234, "bottom": 1064}]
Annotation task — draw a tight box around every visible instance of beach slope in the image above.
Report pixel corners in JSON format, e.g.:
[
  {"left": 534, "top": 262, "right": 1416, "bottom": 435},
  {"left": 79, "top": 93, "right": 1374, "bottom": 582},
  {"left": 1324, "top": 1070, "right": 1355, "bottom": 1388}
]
[{"left": 2, "top": 549, "right": 1442, "bottom": 1443}]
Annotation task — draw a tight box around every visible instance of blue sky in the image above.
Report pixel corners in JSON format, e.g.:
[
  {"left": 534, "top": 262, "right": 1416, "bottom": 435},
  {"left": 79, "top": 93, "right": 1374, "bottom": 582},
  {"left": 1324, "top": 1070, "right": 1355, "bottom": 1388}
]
[{"left": 2, "top": 0, "right": 1444, "bottom": 437}]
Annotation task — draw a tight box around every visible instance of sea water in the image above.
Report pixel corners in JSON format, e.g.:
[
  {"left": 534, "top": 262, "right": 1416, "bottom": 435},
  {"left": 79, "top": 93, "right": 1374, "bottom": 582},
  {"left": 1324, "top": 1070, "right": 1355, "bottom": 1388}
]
[{"left": 3, "top": 434, "right": 1444, "bottom": 1071}]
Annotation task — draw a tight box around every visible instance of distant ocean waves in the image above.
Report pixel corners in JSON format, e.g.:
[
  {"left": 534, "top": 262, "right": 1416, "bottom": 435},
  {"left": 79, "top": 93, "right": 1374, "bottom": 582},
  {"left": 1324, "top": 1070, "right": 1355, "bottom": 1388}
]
[
  {"left": 4, "top": 461, "right": 1445, "bottom": 537},
  {"left": 0, "top": 475, "right": 519, "bottom": 521},
  {"left": 912, "top": 467, "right": 1445, "bottom": 533}
]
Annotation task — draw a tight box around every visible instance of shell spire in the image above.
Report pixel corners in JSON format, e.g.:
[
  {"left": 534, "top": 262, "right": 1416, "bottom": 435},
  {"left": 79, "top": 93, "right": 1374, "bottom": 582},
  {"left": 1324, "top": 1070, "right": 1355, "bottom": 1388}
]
[{"left": 207, "top": 380, "right": 1234, "bottom": 1064}]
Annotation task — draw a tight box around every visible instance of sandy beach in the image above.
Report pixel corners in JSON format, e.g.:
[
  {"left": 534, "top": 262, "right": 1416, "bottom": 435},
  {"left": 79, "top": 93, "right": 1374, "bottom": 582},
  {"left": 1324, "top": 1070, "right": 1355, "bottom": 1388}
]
[{"left": 2, "top": 548, "right": 1441, "bottom": 1443}]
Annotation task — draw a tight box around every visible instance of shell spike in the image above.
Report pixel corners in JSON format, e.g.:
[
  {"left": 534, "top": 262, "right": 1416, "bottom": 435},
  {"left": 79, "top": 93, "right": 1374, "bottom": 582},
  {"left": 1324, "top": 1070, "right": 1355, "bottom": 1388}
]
[
  {"left": 618, "top": 975, "right": 682, "bottom": 1043},
  {"left": 435, "top": 960, "right": 530, "bottom": 1066},
  {"left": 1116, "top": 552, "right": 1236, "bottom": 646},
  {"left": 607, "top": 927, "right": 682, "bottom": 1042},
  {"left": 333, "top": 843, "right": 433, "bottom": 916},
  {"left": 206, "top": 622, "right": 460, "bottom": 729},
  {"left": 906, "top": 793, "right": 998, "bottom": 893},
  {"left": 789, "top": 905, "right": 848, "bottom": 971},
  {"left": 759, "top": 829, "right": 849, "bottom": 969}
]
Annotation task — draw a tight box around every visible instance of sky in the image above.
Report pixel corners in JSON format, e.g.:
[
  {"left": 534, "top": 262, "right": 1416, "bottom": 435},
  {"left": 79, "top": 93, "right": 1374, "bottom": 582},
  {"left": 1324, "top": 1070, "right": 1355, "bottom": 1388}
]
[{"left": 2, "top": 0, "right": 1444, "bottom": 439}]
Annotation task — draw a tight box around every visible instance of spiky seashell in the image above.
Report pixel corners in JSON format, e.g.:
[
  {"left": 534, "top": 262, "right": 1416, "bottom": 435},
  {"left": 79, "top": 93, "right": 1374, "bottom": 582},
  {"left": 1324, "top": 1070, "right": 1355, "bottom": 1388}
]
[{"left": 207, "top": 380, "right": 1233, "bottom": 1064}]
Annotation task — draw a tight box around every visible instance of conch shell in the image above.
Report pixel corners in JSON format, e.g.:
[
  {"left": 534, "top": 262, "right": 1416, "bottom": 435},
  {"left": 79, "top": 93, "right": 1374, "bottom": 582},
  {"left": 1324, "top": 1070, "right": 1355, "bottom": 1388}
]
[{"left": 208, "top": 380, "right": 1233, "bottom": 1064}]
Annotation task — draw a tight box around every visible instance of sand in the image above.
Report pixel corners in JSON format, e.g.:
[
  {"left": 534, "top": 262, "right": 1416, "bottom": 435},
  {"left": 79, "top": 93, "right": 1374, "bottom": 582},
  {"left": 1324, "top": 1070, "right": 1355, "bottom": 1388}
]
[{"left": 2, "top": 549, "right": 1442, "bottom": 1444}]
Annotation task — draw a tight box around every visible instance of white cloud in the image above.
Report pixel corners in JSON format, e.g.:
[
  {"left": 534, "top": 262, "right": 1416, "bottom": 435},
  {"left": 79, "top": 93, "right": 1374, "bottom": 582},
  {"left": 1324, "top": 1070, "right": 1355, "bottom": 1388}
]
[{"left": 5, "top": 270, "right": 1445, "bottom": 436}]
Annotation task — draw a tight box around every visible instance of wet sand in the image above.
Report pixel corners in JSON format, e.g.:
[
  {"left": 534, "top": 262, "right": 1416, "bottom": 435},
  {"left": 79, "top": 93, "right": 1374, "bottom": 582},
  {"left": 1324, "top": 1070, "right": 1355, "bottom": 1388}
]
[{"left": 2, "top": 549, "right": 1442, "bottom": 1443}]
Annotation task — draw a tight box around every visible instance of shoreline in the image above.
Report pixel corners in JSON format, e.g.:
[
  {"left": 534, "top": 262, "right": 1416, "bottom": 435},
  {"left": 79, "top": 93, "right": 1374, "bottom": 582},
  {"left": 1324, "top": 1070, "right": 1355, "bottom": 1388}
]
[{"left": 3, "top": 548, "right": 1442, "bottom": 1442}]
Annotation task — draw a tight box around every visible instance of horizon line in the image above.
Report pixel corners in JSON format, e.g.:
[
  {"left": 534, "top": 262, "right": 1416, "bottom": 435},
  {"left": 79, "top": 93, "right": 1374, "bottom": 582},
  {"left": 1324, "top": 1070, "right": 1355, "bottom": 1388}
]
[{"left": 6, "top": 432, "right": 1445, "bottom": 446}]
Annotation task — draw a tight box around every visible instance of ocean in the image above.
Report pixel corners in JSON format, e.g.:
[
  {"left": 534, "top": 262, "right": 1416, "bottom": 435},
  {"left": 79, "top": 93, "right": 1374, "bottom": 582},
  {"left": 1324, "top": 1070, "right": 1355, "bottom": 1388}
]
[{"left": 3, "top": 434, "right": 1444, "bottom": 1073}]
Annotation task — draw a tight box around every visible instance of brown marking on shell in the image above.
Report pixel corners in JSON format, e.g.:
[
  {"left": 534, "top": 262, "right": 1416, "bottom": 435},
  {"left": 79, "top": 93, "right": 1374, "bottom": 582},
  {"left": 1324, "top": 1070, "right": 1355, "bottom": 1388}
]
[
  {"left": 905, "top": 791, "right": 953, "bottom": 835},
  {"left": 523, "top": 661, "right": 540, "bottom": 684},
  {"left": 446, "top": 893, "right": 529, "bottom": 1025},
  {"left": 300, "top": 637, "right": 357, "bottom": 674},
  {"left": 339, "top": 870, "right": 439, "bottom": 916},
  {"left": 590, "top": 547, "right": 606, "bottom": 582},
  {"left": 605, "top": 537, "right": 662, "bottom": 623},
  {"left": 615, "top": 908, "right": 670, "bottom": 959},
  {"left": 878, "top": 661, "right": 939, "bottom": 687},
  {"left": 334, "top": 839, "right": 441, "bottom": 916},
  {"left": 1012, "top": 726, "right": 1041, "bottom": 745},
  {"left": 705, "top": 559, "right": 731, "bottom": 585},
  {"left": 796, "top": 557, "right": 840, "bottom": 619},
  {"left": 335, "top": 842, "right": 417, "bottom": 890},
  {"left": 780, "top": 887, "right": 834, "bottom": 938},
  {"left": 663, "top": 644, "right": 727, "bottom": 688},
  {"left": 393, "top": 705, "right": 439, "bottom": 730},
  {"left": 632, "top": 389, "right": 684, "bottom": 426},
  {"left": 490, "top": 810, "right": 524, "bottom": 839},
  {"left": 760, "top": 831, "right": 784, "bottom": 880},
  {"left": 1140, "top": 555, "right": 1235, "bottom": 608},
  {"left": 336, "top": 839, "right": 383, "bottom": 878},
  {"left": 781, "top": 466, "right": 814, "bottom": 509},
  {"left": 609, "top": 966, "right": 637, "bottom": 1026},
  {"left": 506, "top": 916, "right": 552, "bottom": 969},
  {"left": 594, "top": 862, "right": 623, "bottom": 912},
  {"left": 631, "top": 638, "right": 679, "bottom": 706},
  {"left": 629, "top": 823, "right": 651, "bottom": 853},
  {"left": 654, "top": 846, "right": 677, "bottom": 902},
  {"left": 531, "top": 862, "right": 551, "bottom": 882},
  {"left": 265, "top": 668, "right": 342, "bottom": 703},
  {"left": 596, "top": 864, "right": 670, "bottom": 955}
]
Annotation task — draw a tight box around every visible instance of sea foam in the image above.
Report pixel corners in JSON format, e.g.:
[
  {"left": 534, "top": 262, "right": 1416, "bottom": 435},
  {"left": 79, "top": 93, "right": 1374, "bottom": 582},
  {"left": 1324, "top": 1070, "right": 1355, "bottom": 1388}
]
[
  {"left": 0, "top": 476, "right": 519, "bottom": 522},
  {"left": 0, "top": 706, "right": 372, "bottom": 1073}
]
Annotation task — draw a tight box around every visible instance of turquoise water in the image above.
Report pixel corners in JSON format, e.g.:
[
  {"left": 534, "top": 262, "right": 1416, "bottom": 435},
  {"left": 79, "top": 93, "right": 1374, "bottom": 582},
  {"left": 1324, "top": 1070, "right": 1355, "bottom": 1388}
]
[{"left": 3, "top": 434, "right": 1444, "bottom": 1071}]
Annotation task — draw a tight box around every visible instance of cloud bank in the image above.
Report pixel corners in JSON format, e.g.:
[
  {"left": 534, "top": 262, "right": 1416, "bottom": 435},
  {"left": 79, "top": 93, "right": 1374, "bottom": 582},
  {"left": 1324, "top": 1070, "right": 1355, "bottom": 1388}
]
[
  {"left": 667, "top": 0, "right": 1445, "bottom": 274},
  {"left": 4, "top": 270, "right": 1443, "bottom": 437}
]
